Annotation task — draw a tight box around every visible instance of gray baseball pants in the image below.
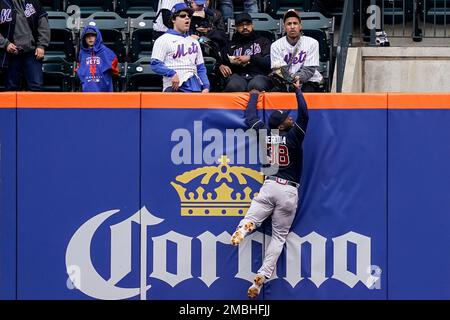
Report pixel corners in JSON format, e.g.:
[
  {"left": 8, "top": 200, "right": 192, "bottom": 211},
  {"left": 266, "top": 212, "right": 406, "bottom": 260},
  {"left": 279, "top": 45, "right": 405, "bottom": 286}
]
[{"left": 237, "top": 179, "right": 299, "bottom": 279}]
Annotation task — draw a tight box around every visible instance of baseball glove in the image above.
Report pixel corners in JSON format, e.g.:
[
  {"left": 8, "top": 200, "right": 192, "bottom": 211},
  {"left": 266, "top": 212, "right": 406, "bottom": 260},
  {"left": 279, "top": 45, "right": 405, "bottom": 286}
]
[{"left": 269, "top": 66, "right": 297, "bottom": 91}]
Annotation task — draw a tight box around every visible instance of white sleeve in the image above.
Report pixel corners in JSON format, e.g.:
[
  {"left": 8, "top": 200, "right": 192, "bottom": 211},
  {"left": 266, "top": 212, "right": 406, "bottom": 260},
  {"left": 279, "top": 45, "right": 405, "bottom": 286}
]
[
  {"left": 163, "top": 0, "right": 183, "bottom": 10},
  {"left": 304, "top": 39, "right": 320, "bottom": 67},
  {"left": 270, "top": 41, "right": 287, "bottom": 69},
  {"left": 151, "top": 37, "right": 166, "bottom": 61}
]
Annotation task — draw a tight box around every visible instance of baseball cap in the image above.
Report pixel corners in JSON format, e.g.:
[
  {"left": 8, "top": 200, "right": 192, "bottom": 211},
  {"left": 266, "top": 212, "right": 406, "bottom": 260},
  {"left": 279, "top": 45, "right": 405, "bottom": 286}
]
[
  {"left": 269, "top": 110, "right": 291, "bottom": 129},
  {"left": 283, "top": 9, "right": 301, "bottom": 23},
  {"left": 235, "top": 13, "right": 252, "bottom": 25},
  {"left": 84, "top": 29, "right": 97, "bottom": 36},
  {"left": 171, "top": 3, "right": 194, "bottom": 16},
  {"left": 192, "top": 0, "right": 206, "bottom": 5}
]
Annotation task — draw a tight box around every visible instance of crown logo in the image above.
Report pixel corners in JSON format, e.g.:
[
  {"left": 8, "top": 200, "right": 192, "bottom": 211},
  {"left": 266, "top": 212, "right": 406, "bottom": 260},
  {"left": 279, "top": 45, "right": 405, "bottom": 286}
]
[{"left": 171, "top": 155, "right": 264, "bottom": 216}]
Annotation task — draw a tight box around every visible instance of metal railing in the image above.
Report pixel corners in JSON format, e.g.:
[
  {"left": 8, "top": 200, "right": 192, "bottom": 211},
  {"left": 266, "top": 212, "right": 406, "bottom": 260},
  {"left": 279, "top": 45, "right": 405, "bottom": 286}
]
[
  {"left": 360, "top": 0, "right": 450, "bottom": 43},
  {"left": 336, "top": 0, "right": 354, "bottom": 92}
]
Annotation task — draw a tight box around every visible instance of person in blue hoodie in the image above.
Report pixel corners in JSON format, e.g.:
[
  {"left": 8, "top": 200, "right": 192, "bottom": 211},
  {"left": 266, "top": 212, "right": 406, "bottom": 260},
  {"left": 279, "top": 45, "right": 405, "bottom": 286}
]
[{"left": 76, "top": 25, "right": 119, "bottom": 92}]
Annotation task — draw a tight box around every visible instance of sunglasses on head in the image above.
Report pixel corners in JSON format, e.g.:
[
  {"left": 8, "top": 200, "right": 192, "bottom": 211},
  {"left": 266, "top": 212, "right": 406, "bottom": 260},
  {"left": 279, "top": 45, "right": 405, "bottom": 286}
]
[{"left": 177, "top": 13, "right": 192, "bottom": 19}]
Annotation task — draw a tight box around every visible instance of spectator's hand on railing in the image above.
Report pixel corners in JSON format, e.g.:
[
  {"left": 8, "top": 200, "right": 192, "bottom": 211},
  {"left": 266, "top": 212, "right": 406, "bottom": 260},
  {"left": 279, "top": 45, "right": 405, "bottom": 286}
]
[
  {"left": 171, "top": 73, "right": 180, "bottom": 90},
  {"left": 219, "top": 64, "right": 232, "bottom": 78},
  {"left": 202, "top": 88, "right": 209, "bottom": 93}
]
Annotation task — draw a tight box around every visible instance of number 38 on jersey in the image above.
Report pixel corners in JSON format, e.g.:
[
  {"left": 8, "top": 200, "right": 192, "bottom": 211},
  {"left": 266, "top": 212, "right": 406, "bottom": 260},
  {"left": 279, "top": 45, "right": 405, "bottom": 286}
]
[{"left": 267, "top": 143, "right": 290, "bottom": 166}]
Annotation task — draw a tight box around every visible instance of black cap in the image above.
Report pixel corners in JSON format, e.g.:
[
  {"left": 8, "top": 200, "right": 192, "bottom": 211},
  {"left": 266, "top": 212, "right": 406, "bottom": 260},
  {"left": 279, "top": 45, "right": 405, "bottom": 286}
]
[
  {"left": 283, "top": 9, "right": 301, "bottom": 23},
  {"left": 84, "top": 30, "right": 97, "bottom": 36},
  {"left": 235, "top": 13, "right": 252, "bottom": 25},
  {"left": 269, "top": 110, "right": 291, "bottom": 129}
]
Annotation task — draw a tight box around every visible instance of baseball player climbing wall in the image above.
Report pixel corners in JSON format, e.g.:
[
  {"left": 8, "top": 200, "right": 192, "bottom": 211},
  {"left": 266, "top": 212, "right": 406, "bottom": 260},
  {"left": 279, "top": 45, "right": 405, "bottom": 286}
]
[{"left": 1, "top": 93, "right": 449, "bottom": 300}]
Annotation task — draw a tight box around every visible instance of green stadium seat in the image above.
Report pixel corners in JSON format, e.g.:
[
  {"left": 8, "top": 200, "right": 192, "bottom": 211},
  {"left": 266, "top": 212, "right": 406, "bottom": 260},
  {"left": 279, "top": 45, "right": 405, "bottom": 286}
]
[
  {"left": 268, "top": 0, "right": 310, "bottom": 18},
  {"left": 41, "top": 0, "right": 62, "bottom": 11},
  {"left": 47, "top": 12, "right": 76, "bottom": 61},
  {"left": 126, "top": 57, "right": 162, "bottom": 91},
  {"left": 425, "top": 0, "right": 450, "bottom": 24},
  {"left": 42, "top": 56, "right": 76, "bottom": 92},
  {"left": 227, "top": 12, "right": 283, "bottom": 41},
  {"left": 65, "top": 1, "right": 114, "bottom": 18},
  {"left": 117, "top": 0, "right": 157, "bottom": 18},
  {"left": 129, "top": 12, "right": 158, "bottom": 62}
]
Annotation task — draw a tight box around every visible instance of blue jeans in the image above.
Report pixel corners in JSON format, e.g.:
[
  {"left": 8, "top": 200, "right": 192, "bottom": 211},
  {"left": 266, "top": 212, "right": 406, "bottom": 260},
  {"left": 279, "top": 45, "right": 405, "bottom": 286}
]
[
  {"left": 219, "top": 0, "right": 259, "bottom": 20},
  {"left": 5, "top": 52, "right": 43, "bottom": 91}
]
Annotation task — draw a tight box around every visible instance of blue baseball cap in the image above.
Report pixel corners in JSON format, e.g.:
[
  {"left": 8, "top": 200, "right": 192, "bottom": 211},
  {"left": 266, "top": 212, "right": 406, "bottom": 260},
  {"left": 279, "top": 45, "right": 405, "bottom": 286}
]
[
  {"left": 193, "top": 0, "right": 206, "bottom": 5},
  {"left": 171, "top": 3, "right": 194, "bottom": 16}
]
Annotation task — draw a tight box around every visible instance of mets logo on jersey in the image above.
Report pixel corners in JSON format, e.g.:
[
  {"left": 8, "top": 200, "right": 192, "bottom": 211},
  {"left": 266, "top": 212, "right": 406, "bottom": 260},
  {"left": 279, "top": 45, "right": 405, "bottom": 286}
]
[
  {"left": 173, "top": 42, "right": 199, "bottom": 59},
  {"left": 233, "top": 43, "right": 262, "bottom": 56},
  {"left": 0, "top": 9, "right": 12, "bottom": 23},
  {"left": 284, "top": 51, "right": 307, "bottom": 65},
  {"left": 24, "top": 4, "right": 36, "bottom": 18}
]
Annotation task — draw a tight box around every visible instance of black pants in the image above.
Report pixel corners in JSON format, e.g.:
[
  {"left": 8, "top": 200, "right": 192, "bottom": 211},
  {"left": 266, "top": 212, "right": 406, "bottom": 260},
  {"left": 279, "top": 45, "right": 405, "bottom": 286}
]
[
  {"left": 4, "top": 52, "right": 43, "bottom": 91},
  {"left": 272, "top": 81, "right": 322, "bottom": 93},
  {"left": 224, "top": 74, "right": 273, "bottom": 92}
]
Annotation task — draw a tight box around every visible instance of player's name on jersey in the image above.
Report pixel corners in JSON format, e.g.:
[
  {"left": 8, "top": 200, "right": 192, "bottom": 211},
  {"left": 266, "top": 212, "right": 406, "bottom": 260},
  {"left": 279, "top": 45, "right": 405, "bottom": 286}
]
[{"left": 266, "top": 135, "right": 286, "bottom": 144}]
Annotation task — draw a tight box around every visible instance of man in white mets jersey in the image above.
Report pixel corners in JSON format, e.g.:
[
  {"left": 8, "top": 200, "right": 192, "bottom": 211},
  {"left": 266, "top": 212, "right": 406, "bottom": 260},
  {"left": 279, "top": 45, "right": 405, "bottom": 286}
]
[
  {"left": 270, "top": 9, "right": 323, "bottom": 92},
  {"left": 150, "top": 3, "right": 210, "bottom": 93}
]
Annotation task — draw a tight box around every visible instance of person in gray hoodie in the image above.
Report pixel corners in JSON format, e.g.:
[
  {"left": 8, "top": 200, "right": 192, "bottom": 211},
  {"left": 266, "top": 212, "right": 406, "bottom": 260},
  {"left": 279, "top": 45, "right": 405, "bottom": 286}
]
[{"left": 0, "top": 0, "right": 50, "bottom": 91}]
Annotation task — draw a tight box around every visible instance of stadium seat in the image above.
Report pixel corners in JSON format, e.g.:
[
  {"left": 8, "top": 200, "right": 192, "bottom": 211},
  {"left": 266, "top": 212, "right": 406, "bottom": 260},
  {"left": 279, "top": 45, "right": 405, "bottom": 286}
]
[
  {"left": 117, "top": 0, "right": 157, "bottom": 18},
  {"left": 65, "top": 0, "right": 114, "bottom": 18},
  {"left": 227, "top": 12, "right": 282, "bottom": 41},
  {"left": 299, "top": 12, "right": 334, "bottom": 61},
  {"left": 80, "top": 12, "right": 128, "bottom": 62},
  {"left": 126, "top": 57, "right": 162, "bottom": 91},
  {"left": 42, "top": 57, "right": 75, "bottom": 92},
  {"left": 425, "top": 0, "right": 450, "bottom": 24},
  {"left": 129, "top": 12, "right": 158, "bottom": 62},
  {"left": 47, "top": 12, "right": 76, "bottom": 61},
  {"left": 267, "top": 0, "right": 310, "bottom": 18},
  {"left": 41, "top": 0, "right": 62, "bottom": 11}
]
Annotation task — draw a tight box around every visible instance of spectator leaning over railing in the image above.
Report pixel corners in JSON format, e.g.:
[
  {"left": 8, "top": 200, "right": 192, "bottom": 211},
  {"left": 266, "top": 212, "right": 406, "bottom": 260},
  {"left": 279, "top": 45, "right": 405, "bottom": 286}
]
[
  {"left": 151, "top": 3, "right": 210, "bottom": 93},
  {"left": 217, "top": 13, "right": 272, "bottom": 92},
  {"left": 0, "top": 0, "right": 50, "bottom": 91},
  {"left": 270, "top": 9, "right": 323, "bottom": 93}
]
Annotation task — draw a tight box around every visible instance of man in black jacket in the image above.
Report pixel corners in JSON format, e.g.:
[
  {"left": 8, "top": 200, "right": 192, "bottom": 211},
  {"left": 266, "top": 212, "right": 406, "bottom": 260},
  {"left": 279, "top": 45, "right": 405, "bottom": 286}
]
[
  {"left": 217, "top": 13, "right": 272, "bottom": 92},
  {"left": 0, "top": 0, "right": 50, "bottom": 91}
]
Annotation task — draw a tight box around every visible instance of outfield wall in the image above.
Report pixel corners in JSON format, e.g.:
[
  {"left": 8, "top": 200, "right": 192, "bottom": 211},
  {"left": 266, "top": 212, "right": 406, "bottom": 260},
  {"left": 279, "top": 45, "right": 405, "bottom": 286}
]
[{"left": 0, "top": 93, "right": 449, "bottom": 300}]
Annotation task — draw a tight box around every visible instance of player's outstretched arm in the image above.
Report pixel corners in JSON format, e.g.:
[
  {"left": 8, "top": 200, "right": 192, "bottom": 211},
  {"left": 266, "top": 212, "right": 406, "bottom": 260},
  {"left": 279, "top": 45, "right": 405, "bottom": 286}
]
[
  {"left": 245, "top": 90, "right": 267, "bottom": 130},
  {"left": 295, "top": 88, "right": 309, "bottom": 132}
]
